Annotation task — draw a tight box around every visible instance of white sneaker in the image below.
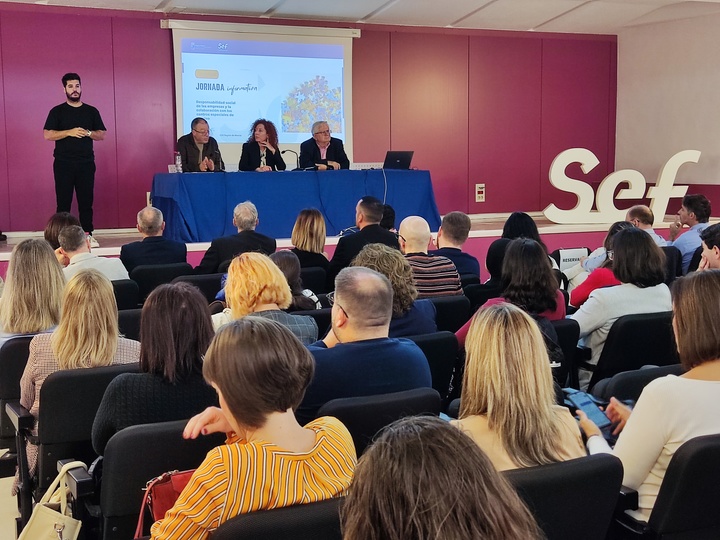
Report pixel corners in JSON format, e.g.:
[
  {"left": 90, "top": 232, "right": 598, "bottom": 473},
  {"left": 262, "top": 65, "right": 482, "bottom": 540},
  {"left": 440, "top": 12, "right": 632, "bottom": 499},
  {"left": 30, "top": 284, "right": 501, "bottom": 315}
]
[{"left": 88, "top": 234, "right": 100, "bottom": 248}]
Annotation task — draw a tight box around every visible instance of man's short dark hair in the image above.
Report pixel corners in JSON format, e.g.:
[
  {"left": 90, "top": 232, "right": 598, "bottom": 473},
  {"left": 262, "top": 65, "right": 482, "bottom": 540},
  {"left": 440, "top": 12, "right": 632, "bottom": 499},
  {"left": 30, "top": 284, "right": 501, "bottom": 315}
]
[
  {"left": 683, "top": 194, "right": 711, "bottom": 223},
  {"left": 358, "top": 196, "right": 384, "bottom": 224},
  {"left": 380, "top": 204, "right": 396, "bottom": 230},
  {"left": 58, "top": 225, "right": 87, "bottom": 252},
  {"left": 190, "top": 117, "right": 208, "bottom": 130},
  {"left": 441, "top": 211, "right": 472, "bottom": 244},
  {"left": 62, "top": 73, "right": 81, "bottom": 87},
  {"left": 700, "top": 223, "right": 720, "bottom": 250}
]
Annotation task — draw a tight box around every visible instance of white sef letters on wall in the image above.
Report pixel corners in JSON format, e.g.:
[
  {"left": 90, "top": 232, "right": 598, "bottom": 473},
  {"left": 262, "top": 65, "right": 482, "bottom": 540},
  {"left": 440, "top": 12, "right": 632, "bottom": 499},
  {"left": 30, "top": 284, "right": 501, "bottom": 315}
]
[{"left": 543, "top": 148, "right": 699, "bottom": 226}]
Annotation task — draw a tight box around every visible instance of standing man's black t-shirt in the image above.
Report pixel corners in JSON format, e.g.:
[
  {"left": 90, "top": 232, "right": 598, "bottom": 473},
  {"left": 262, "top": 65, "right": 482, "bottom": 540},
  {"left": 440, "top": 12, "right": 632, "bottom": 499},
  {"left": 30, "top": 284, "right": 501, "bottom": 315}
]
[{"left": 44, "top": 103, "right": 106, "bottom": 162}]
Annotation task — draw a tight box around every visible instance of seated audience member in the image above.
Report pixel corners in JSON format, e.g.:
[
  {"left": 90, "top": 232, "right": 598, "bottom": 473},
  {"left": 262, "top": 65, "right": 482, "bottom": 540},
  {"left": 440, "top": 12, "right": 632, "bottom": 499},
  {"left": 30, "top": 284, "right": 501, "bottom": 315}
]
[
  {"left": 44, "top": 211, "right": 80, "bottom": 250},
  {"left": 501, "top": 211, "right": 558, "bottom": 269},
  {"left": 290, "top": 208, "right": 329, "bottom": 270},
  {"left": 342, "top": 416, "right": 542, "bottom": 540},
  {"left": 195, "top": 201, "right": 276, "bottom": 274},
  {"left": 212, "top": 252, "right": 318, "bottom": 344},
  {"left": 453, "top": 303, "right": 584, "bottom": 470},
  {"left": 699, "top": 223, "right": 720, "bottom": 270},
  {"left": 484, "top": 237, "right": 511, "bottom": 288},
  {"left": 668, "top": 193, "right": 711, "bottom": 274},
  {"left": 297, "top": 267, "right": 432, "bottom": 424},
  {"left": 0, "top": 239, "right": 64, "bottom": 347},
  {"left": 578, "top": 270, "right": 720, "bottom": 521},
  {"left": 568, "top": 221, "right": 631, "bottom": 307},
  {"left": 120, "top": 206, "right": 187, "bottom": 272},
  {"left": 626, "top": 204, "right": 667, "bottom": 246},
  {"left": 429, "top": 211, "right": 480, "bottom": 277},
  {"left": 567, "top": 222, "right": 634, "bottom": 283},
  {"left": 58, "top": 225, "right": 129, "bottom": 281},
  {"left": 352, "top": 243, "right": 437, "bottom": 337},
  {"left": 326, "top": 196, "right": 399, "bottom": 287},
  {"left": 270, "top": 251, "right": 320, "bottom": 311},
  {"left": 151, "top": 317, "right": 356, "bottom": 540},
  {"left": 238, "top": 119, "right": 286, "bottom": 172},
  {"left": 398, "top": 216, "right": 463, "bottom": 298},
  {"left": 14, "top": 270, "right": 140, "bottom": 494},
  {"left": 570, "top": 228, "right": 671, "bottom": 389},
  {"left": 298, "top": 120, "right": 349, "bottom": 170},
  {"left": 380, "top": 204, "right": 396, "bottom": 232},
  {"left": 176, "top": 117, "right": 224, "bottom": 173},
  {"left": 92, "top": 282, "right": 217, "bottom": 455}
]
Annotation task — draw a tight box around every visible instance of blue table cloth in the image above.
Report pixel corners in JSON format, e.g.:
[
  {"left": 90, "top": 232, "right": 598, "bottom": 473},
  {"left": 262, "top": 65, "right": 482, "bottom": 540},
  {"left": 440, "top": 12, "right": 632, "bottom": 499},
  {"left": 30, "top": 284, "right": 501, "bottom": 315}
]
[{"left": 151, "top": 169, "right": 441, "bottom": 242}]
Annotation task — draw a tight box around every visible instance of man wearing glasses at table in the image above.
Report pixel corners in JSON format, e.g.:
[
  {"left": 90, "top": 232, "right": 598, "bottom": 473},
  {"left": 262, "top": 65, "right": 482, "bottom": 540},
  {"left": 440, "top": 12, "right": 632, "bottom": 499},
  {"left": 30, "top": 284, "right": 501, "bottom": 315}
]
[
  {"left": 176, "top": 117, "right": 225, "bottom": 173},
  {"left": 299, "top": 120, "right": 350, "bottom": 170}
]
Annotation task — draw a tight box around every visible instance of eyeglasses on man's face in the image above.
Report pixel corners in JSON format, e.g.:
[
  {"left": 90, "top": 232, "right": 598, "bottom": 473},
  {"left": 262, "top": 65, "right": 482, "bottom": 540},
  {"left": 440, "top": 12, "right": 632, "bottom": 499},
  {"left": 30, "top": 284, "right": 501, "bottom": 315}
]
[
  {"left": 314, "top": 130, "right": 331, "bottom": 136},
  {"left": 327, "top": 291, "right": 349, "bottom": 318}
]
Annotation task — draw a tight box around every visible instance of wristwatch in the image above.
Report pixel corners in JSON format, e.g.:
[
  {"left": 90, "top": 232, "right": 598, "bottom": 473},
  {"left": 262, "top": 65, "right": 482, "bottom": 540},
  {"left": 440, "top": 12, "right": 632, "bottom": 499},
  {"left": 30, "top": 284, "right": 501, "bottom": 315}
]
[{"left": 87, "top": 130, "right": 92, "bottom": 137}]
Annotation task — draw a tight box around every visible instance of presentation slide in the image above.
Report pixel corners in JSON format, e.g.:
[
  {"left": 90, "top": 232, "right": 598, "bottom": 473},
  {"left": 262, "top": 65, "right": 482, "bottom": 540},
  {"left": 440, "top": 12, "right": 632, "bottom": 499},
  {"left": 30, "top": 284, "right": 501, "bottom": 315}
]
[{"left": 181, "top": 39, "right": 346, "bottom": 144}]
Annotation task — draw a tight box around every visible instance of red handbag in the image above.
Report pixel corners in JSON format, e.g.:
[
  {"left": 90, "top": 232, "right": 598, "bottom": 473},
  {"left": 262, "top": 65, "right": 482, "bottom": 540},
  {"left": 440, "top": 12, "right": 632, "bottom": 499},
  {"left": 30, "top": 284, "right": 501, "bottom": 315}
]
[{"left": 133, "top": 469, "right": 195, "bottom": 539}]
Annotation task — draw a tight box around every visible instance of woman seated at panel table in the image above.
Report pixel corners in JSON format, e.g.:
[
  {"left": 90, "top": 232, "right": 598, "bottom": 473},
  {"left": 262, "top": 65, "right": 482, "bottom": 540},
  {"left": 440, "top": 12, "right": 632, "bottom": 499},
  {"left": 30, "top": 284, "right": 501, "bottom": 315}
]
[{"left": 238, "top": 119, "right": 286, "bottom": 172}]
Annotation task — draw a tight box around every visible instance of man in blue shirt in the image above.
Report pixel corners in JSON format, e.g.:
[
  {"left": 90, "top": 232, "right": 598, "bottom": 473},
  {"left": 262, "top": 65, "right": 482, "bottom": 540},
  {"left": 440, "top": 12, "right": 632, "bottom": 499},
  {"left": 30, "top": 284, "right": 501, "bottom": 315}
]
[{"left": 668, "top": 194, "right": 711, "bottom": 274}]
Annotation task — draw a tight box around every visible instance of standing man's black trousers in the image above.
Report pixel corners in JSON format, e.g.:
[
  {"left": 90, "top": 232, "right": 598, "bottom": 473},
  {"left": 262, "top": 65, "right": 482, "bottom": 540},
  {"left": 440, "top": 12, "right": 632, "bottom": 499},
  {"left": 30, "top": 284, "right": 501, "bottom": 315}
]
[{"left": 53, "top": 159, "right": 95, "bottom": 233}]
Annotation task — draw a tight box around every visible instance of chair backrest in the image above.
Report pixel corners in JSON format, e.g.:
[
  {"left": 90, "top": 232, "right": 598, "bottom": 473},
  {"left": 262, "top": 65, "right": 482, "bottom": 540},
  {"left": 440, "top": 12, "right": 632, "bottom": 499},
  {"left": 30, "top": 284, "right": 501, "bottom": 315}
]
[
  {"left": 300, "top": 267, "right": 327, "bottom": 295},
  {"left": 688, "top": 246, "right": 703, "bottom": 274},
  {"left": 292, "top": 308, "right": 331, "bottom": 338},
  {"left": 129, "top": 262, "right": 194, "bottom": 300},
  {"left": 405, "top": 332, "right": 458, "bottom": 400},
  {"left": 549, "top": 247, "right": 590, "bottom": 272},
  {"left": 589, "top": 311, "right": 679, "bottom": 391},
  {"left": 34, "top": 363, "right": 139, "bottom": 490},
  {"left": 0, "top": 336, "right": 32, "bottom": 446},
  {"left": 661, "top": 245, "right": 683, "bottom": 284},
  {"left": 504, "top": 454, "right": 623, "bottom": 540},
  {"left": 648, "top": 433, "right": 720, "bottom": 539},
  {"left": 459, "top": 273, "right": 480, "bottom": 288},
  {"left": 551, "top": 318, "right": 580, "bottom": 388},
  {"left": 101, "top": 420, "right": 225, "bottom": 540},
  {"left": 212, "top": 498, "right": 344, "bottom": 540},
  {"left": 427, "top": 295, "right": 472, "bottom": 333},
  {"left": 117, "top": 309, "right": 142, "bottom": 342},
  {"left": 317, "top": 387, "right": 441, "bottom": 456},
  {"left": 591, "top": 364, "right": 685, "bottom": 402},
  {"left": 172, "top": 273, "right": 224, "bottom": 303},
  {"left": 462, "top": 283, "right": 502, "bottom": 312},
  {"left": 111, "top": 279, "right": 140, "bottom": 310}
]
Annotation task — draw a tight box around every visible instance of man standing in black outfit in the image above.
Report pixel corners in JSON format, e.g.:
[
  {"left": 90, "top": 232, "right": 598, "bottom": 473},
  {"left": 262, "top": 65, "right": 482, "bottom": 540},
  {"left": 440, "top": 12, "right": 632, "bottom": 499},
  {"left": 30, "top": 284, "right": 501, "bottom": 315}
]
[{"left": 43, "top": 73, "right": 106, "bottom": 246}]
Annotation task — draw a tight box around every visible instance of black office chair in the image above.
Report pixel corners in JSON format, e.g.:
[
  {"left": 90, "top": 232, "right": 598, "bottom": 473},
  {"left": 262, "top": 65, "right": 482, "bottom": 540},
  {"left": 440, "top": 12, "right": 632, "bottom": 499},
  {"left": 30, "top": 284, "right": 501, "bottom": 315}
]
[
  {"left": 213, "top": 498, "right": 344, "bottom": 540},
  {"left": 317, "top": 388, "right": 441, "bottom": 456},
  {"left": 98, "top": 420, "right": 224, "bottom": 539},
  {"left": 613, "top": 434, "right": 720, "bottom": 539},
  {"left": 661, "top": 246, "right": 683, "bottom": 284},
  {"left": 300, "top": 267, "right": 328, "bottom": 295},
  {"left": 172, "top": 273, "right": 224, "bottom": 303},
  {"left": 459, "top": 273, "right": 480, "bottom": 289},
  {"left": 463, "top": 283, "right": 502, "bottom": 312},
  {"left": 112, "top": 279, "right": 140, "bottom": 310},
  {"left": 551, "top": 318, "right": 580, "bottom": 389},
  {"left": 0, "top": 336, "right": 32, "bottom": 477},
  {"left": 505, "top": 454, "right": 623, "bottom": 540},
  {"left": 292, "top": 308, "right": 331, "bottom": 338},
  {"left": 117, "top": 308, "right": 142, "bottom": 342},
  {"left": 130, "top": 262, "right": 194, "bottom": 301},
  {"left": 591, "top": 364, "right": 685, "bottom": 402},
  {"left": 687, "top": 246, "right": 703, "bottom": 273},
  {"left": 575, "top": 312, "right": 679, "bottom": 392},
  {"left": 427, "top": 295, "right": 472, "bottom": 333},
  {"left": 406, "top": 332, "right": 459, "bottom": 401}
]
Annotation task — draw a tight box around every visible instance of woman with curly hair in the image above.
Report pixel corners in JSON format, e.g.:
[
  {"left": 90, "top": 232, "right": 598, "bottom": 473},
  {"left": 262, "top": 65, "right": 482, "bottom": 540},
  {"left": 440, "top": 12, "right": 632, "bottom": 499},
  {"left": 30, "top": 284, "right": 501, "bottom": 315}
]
[
  {"left": 352, "top": 243, "right": 436, "bottom": 337},
  {"left": 238, "top": 119, "right": 286, "bottom": 172}
]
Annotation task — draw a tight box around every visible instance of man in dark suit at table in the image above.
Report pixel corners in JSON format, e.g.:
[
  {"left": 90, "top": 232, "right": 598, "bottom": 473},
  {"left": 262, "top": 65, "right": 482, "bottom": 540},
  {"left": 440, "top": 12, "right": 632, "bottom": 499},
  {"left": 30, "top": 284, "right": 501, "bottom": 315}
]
[
  {"left": 176, "top": 117, "right": 225, "bottom": 173},
  {"left": 326, "top": 196, "right": 400, "bottom": 289},
  {"left": 299, "top": 121, "right": 350, "bottom": 170},
  {"left": 195, "top": 200, "right": 276, "bottom": 274},
  {"left": 120, "top": 207, "right": 187, "bottom": 273}
]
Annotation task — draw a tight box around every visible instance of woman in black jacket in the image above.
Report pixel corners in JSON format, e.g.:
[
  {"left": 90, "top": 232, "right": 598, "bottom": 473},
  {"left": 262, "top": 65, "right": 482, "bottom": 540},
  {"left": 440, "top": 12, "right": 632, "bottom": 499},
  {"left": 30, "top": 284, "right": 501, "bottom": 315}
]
[{"left": 238, "top": 119, "right": 286, "bottom": 172}]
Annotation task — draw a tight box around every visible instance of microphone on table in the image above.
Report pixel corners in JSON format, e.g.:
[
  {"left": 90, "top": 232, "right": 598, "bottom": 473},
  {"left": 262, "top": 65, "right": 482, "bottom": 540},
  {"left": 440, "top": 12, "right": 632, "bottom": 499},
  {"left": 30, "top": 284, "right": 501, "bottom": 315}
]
[
  {"left": 281, "top": 149, "right": 300, "bottom": 170},
  {"left": 212, "top": 150, "right": 225, "bottom": 172}
]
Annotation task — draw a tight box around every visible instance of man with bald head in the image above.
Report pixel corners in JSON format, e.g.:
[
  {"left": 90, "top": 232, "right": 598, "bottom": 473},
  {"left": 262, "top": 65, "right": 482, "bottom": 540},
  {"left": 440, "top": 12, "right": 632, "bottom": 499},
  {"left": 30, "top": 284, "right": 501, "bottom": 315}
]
[
  {"left": 625, "top": 205, "right": 667, "bottom": 247},
  {"left": 398, "top": 215, "right": 463, "bottom": 298},
  {"left": 296, "top": 267, "right": 431, "bottom": 424},
  {"left": 120, "top": 206, "right": 187, "bottom": 272}
]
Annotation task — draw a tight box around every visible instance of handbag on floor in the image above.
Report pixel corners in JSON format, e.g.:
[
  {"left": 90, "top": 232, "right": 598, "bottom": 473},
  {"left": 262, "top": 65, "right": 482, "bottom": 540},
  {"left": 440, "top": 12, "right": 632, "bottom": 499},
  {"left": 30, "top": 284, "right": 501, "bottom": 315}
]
[
  {"left": 133, "top": 469, "right": 195, "bottom": 539},
  {"left": 18, "top": 460, "right": 87, "bottom": 540}
]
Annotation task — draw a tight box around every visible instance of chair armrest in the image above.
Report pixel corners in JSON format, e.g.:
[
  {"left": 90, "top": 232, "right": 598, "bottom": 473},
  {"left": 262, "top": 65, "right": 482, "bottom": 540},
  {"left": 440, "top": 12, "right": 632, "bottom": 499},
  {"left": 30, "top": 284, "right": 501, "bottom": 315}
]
[
  {"left": 617, "top": 485, "right": 639, "bottom": 512},
  {"left": 5, "top": 401, "right": 34, "bottom": 432},
  {"left": 57, "top": 459, "right": 94, "bottom": 499}
]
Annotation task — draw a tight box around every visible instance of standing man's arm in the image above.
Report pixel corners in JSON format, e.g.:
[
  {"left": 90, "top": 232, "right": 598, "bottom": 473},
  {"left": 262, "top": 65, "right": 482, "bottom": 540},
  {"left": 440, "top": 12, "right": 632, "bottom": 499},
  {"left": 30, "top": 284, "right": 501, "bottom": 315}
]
[
  {"left": 43, "top": 127, "right": 87, "bottom": 141},
  {"left": 88, "top": 130, "right": 106, "bottom": 141}
]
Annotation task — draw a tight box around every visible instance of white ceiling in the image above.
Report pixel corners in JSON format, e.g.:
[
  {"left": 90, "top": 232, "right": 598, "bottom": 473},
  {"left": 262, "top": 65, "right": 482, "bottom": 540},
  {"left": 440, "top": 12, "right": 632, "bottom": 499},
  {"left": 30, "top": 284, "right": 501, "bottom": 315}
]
[{"left": 7, "top": 0, "right": 720, "bottom": 34}]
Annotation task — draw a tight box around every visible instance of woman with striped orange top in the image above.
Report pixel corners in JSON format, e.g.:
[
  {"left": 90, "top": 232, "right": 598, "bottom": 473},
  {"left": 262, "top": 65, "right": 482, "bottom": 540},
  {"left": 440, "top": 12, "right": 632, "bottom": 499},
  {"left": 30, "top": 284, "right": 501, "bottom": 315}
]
[{"left": 150, "top": 316, "right": 356, "bottom": 540}]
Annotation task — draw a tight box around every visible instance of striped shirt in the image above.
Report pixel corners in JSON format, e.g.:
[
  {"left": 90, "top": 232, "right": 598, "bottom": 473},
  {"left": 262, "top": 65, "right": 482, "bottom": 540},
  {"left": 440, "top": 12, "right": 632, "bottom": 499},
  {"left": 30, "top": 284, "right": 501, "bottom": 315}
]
[
  {"left": 405, "top": 252, "right": 463, "bottom": 298},
  {"left": 150, "top": 416, "right": 356, "bottom": 540}
]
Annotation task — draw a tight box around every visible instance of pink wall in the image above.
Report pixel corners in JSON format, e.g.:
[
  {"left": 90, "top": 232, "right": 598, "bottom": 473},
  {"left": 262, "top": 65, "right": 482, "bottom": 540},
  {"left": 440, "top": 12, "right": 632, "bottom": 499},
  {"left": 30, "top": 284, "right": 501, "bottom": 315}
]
[{"left": 0, "top": 4, "right": 619, "bottom": 232}]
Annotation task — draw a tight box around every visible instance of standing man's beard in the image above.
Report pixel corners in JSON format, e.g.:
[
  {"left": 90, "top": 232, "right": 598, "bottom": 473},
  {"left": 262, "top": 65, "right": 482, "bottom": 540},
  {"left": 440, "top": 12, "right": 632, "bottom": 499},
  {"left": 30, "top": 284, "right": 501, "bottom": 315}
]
[{"left": 66, "top": 91, "right": 81, "bottom": 103}]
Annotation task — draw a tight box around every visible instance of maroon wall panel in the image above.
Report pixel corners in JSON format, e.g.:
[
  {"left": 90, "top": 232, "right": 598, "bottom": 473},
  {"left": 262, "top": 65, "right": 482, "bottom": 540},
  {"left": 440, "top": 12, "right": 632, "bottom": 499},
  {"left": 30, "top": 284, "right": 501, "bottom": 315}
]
[
  {"left": 0, "top": 19, "right": 8, "bottom": 232},
  {"left": 540, "top": 39, "right": 616, "bottom": 212},
  {"left": 112, "top": 17, "right": 175, "bottom": 225},
  {"left": 390, "top": 33, "right": 469, "bottom": 214},
  {"left": 468, "top": 36, "right": 542, "bottom": 213},
  {"left": 1, "top": 11, "right": 118, "bottom": 230},
  {"left": 352, "top": 30, "right": 391, "bottom": 162}
]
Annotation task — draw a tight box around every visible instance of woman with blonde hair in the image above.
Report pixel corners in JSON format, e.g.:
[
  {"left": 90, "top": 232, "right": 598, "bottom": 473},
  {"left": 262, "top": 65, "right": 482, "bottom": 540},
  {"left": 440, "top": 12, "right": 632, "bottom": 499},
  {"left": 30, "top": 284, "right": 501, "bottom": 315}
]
[
  {"left": 290, "top": 208, "right": 328, "bottom": 270},
  {"left": 352, "top": 243, "right": 436, "bottom": 337},
  {"left": 453, "top": 302, "right": 585, "bottom": 470},
  {"left": 0, "top": 239, "right": 65, "bottom": 347},
  {"left": 211, "top": 252, "right": 318, "bottom": 344},
  {"left": 14, "top": 269, "right": 139, "bottom": 493}
]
